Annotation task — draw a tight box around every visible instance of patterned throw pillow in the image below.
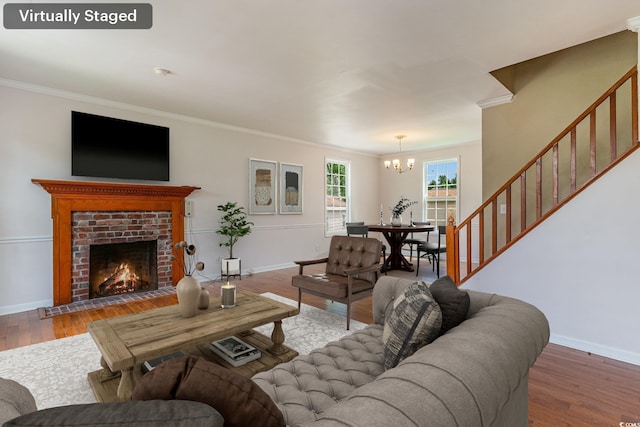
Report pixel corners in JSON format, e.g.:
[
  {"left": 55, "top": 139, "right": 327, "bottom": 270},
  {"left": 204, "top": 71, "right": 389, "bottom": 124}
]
[{"left": 382, "top": 281, "right": 442, "bottom": 369}]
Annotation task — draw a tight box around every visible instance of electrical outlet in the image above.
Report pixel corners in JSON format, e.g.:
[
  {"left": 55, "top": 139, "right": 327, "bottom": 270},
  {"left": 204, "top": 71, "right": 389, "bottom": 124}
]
[{"left": 185, "top": 200, "right": 193, "bottom": 217}]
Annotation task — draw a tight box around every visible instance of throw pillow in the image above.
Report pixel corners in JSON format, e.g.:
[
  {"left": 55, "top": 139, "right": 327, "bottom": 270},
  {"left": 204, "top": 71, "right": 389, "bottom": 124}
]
[
  {"left": 429, "top": 275, "right": 470, "bottom": 334},
  {"left": 382, "top": 281, "right": 442, "bottom": 369},
  {"left": 132, "top": 355, "right": 285, "bottom": 427}
]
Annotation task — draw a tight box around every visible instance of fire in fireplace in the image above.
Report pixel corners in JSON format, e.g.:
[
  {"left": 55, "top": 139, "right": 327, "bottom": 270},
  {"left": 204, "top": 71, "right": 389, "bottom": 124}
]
[{"left": 89, "top": 240, "right": 158, "bottom": 299}]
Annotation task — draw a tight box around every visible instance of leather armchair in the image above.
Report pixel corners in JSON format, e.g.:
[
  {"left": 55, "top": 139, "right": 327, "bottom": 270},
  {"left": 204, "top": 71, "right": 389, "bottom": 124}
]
[{"left": 292, "top": 235, "right": 382, "bottom": 329}]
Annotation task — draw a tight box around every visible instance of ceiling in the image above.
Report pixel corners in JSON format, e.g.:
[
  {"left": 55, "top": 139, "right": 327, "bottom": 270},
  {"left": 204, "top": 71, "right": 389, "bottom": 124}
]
[{"left": 1, "top": 1, "right": 639, "bottom": 155}]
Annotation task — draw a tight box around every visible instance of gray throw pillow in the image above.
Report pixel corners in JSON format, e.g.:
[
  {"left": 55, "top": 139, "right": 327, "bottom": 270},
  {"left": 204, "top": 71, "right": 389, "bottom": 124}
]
[
  {"left": 382, "top": 281, "right": 442, "bottom": 369},
  {"left": 429, "top": 275, "right": 470, "bottom": 334}
]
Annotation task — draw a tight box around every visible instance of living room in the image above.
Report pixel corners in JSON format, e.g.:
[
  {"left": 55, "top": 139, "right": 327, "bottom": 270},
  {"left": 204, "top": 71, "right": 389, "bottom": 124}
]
[
  {"left": 1, "top": 1, "right": 639, "bottom": 362},
  {"left": 1, "top": 1, "right": 640, "bottom": 424}
]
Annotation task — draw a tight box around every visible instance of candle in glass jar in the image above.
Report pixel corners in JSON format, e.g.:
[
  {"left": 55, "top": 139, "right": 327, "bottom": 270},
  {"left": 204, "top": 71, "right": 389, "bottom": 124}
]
[{"left": 221, "top": 282, "right": 236, "bottom": 308}]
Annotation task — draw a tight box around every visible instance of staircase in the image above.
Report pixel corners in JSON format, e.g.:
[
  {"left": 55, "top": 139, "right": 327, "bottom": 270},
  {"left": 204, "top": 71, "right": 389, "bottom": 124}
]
[{"left": 446, "top": 66, "right": 639, "bottom": 285}]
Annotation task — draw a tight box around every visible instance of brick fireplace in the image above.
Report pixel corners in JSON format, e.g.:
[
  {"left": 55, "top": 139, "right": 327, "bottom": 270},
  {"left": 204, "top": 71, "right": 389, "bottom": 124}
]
[
  {"left": 33, "top": 179, "right": 200, "bottom": 306},
  {"left": 73, "top": 211, "right": 170, "bottom": 301}
]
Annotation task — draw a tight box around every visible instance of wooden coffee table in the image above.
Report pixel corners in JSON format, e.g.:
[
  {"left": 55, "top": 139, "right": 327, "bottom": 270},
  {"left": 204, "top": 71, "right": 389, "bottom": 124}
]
[{"left": 87, "top": 290, "right": 299, "bottom": 402}]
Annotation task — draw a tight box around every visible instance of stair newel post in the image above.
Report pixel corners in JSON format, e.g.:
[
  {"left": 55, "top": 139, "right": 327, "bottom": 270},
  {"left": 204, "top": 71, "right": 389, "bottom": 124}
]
[{"left": 445, "top": 225, "right": 459, "bottom": 285}]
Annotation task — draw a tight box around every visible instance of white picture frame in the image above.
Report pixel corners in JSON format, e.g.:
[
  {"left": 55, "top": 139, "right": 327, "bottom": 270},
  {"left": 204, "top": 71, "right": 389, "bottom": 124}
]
[
  {"left": 279, "top": 162, "right": 303, "bottom": 214},
  {"left": 249, "top": 159, "right": 277, "bottom": 214}
]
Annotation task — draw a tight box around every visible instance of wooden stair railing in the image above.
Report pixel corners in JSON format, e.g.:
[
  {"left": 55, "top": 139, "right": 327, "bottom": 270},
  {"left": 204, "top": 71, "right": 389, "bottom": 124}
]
[{"left": 447, "top": 66, "right": 639, "bottom": 285}]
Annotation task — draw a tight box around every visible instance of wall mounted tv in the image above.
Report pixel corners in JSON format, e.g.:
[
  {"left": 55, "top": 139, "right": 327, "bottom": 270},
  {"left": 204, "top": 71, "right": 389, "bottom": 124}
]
[{"left": 72, "top": 111, "right": 170, "bottom": 181}]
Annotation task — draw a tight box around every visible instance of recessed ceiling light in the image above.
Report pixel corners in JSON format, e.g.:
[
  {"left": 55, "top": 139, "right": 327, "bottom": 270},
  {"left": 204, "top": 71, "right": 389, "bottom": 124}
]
[{"left": 153, "top": 68, "right": 171, "bottom": 76}]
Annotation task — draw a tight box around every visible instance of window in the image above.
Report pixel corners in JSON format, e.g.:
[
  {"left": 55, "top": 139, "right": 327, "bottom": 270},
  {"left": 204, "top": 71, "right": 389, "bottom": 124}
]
[
  {"left": 325, "top": 159, "right": 350, "bottom": 236},
  {"left": 424, "top": 158, "right": 458, "bottom": 227}
]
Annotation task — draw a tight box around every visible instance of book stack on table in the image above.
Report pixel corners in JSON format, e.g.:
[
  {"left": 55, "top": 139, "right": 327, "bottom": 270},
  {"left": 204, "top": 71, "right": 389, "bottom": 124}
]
[
  {"left": 210, "top": 336, "right": 261, "bottom": 367},
  {"left": 141, "top": 350, "right": 187, "bottom": 374}
]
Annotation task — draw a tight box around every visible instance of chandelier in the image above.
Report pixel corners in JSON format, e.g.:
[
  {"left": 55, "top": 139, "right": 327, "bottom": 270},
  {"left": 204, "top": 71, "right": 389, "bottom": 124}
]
[{"left": 384, "top": 135, "right": 415, "bottom": 173}]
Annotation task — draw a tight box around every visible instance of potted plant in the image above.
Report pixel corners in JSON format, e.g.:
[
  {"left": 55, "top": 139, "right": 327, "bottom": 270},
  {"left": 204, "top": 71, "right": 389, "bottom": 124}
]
[
  {"left": 216, "top": 202, "right": 253, "bottom": 278},
  {"left": 390, "top": 196, "right": 417, "bottom": 226}
]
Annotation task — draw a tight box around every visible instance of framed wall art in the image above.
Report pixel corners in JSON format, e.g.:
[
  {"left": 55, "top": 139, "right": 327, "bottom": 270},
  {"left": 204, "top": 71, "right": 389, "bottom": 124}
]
[
  {"left": 279, "top": 162, "right": 303, "bottom": 214},
  {"left": 249, "top": 159, "right": 277, "bottom": 214}
]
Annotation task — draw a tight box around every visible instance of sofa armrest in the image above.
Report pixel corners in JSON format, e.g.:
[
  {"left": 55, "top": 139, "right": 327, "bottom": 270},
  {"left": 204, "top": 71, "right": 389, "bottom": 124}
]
[
  {"left": 3, "top": 400, "right": 224, "bottom": 427},
  {"left": 0, "top": 378, "right": 37, "bottom": 425}
]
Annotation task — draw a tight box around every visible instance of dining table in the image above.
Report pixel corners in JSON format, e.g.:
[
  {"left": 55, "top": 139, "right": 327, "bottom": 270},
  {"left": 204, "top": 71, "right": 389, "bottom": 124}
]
[{"left": 367, "top": 223, "right": 434, "bottom": 272}]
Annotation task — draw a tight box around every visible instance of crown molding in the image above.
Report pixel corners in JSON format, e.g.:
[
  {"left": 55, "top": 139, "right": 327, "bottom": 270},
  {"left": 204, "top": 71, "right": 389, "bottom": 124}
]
[
  {"left": 477, "top": 94, "right": 514, "bottom": 109},
  {"left": 628, "top": 16, "right": 640, "bottom": 33},
  {"left": 0, "top": 77, "right": 379, "bottom": 158}
]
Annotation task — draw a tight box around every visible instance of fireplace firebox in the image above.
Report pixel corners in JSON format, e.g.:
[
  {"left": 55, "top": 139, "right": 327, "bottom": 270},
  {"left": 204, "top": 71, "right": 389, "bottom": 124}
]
[{"left": 89, "top": 240, "right": 158, "bottom": 299}]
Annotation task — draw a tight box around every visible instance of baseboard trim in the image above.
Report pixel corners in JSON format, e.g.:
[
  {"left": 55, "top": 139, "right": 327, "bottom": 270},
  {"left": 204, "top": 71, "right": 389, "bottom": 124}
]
[
  {"left": 550, "top": 333, "right": 640, "bottom": 366},
  {"left": 200, "top": 262, "right": 298, "bottom": 283},
  {"left": 247, "top": 262, "right": 297, "bottom": 275},
  {"left": 0, "top": 299, "right": 52, "bottom": 316}
]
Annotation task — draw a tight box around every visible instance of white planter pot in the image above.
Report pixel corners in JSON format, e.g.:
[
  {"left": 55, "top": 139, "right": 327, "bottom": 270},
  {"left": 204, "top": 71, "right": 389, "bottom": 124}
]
[{"left": 221, "top": 258, "right": 241, "bottom": 277}]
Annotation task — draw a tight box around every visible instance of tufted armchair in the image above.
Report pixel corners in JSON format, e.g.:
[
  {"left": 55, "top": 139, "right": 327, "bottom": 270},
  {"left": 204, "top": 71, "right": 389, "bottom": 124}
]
[{"left": 292, "top": 235, "right": 382, "bottom": 329}]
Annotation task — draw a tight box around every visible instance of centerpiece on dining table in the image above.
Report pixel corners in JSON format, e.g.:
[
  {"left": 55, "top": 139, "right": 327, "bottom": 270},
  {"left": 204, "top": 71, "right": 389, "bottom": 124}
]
[{"left": 390, "top": 197, "right": 417, "bottom": 226}]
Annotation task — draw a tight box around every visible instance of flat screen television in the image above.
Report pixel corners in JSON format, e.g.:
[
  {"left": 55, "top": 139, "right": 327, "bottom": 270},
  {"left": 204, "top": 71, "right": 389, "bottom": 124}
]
[{"left": 72, "top": 111, "right": 170, "bottom": 181}]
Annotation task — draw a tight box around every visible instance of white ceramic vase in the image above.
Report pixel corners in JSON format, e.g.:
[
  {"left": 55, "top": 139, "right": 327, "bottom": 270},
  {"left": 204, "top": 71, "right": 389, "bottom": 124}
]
[{"left": 176, "top": 275, "right": 200, "bottom": 318}]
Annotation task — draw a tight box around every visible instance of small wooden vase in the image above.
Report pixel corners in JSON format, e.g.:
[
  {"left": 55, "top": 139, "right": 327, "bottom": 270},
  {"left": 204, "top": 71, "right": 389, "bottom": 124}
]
[{"left": 176, "top": 275, "right": 200, "bottom": 318}]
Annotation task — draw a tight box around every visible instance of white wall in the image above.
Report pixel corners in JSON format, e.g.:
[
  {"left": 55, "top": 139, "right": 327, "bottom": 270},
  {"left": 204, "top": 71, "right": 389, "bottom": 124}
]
[
  {"left": 378, "top": 142, "right": 483, "bottom": 260},
  {"left": 0, "top": 82, "right": 381, "bottom": 314},
  {"left": 464, "top": 149, "right": 640, "bottom": 365},
  {"left": 378, "top": 142, "right": 482, "bottom": 222}
]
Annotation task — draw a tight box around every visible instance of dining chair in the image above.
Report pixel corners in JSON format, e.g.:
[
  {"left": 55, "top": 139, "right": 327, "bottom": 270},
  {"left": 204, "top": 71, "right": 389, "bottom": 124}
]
[
  {"left": 402, "top": 221, "right": 431, "bottom": 261},
  {"left": 415, "top": 225, "right": 446, "bottom": 278},
  {"left": 345, "top": 222, "right": 367, "bottom": 236},
  {"left": 346, "top": 222, "right": 387, "bottom": 273}
]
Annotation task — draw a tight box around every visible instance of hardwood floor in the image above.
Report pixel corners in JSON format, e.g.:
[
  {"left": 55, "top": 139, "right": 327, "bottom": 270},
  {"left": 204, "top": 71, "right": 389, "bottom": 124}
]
[{"left": 1, "top": 266, "right": 639, "bottom": 426}]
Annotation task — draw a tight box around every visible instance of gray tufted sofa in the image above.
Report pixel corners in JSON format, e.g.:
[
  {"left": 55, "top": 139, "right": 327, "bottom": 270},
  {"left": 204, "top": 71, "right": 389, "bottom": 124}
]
[
  {"left": 1, "top": 276, "right": 549, "bottom": 426},
  {"left": 252, "top": 276, "right": 550, "bottom": 427}
]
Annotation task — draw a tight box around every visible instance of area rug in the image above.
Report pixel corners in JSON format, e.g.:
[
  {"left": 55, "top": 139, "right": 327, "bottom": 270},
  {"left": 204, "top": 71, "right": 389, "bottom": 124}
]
[{"left": 0, "top": 293, "right": 365, "bottom": 410}]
